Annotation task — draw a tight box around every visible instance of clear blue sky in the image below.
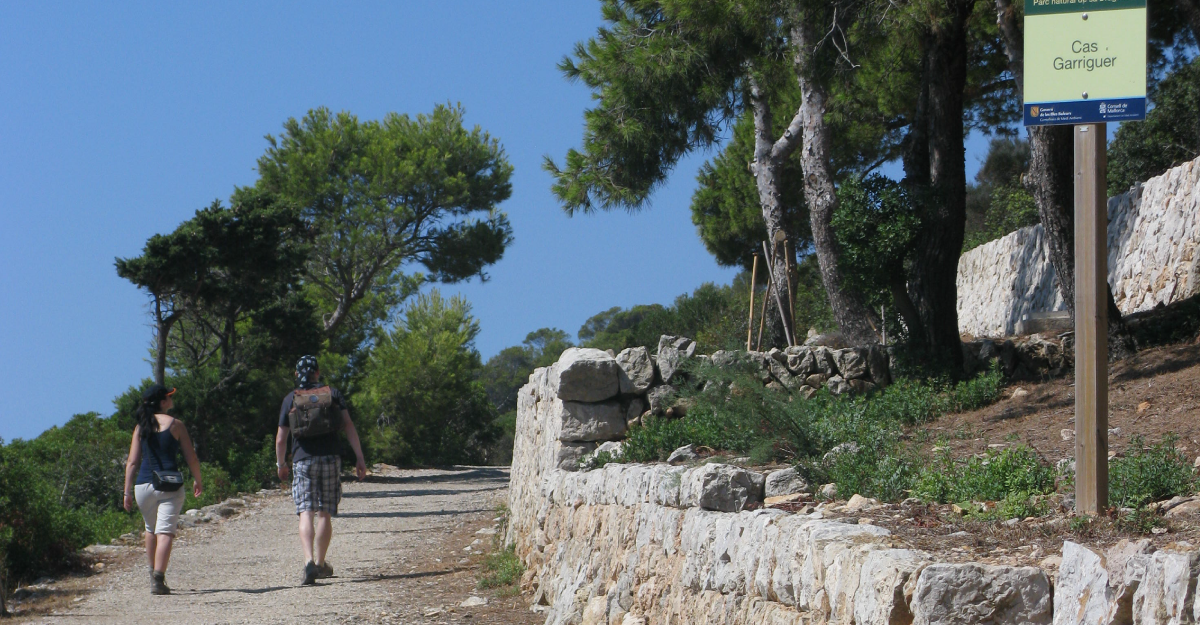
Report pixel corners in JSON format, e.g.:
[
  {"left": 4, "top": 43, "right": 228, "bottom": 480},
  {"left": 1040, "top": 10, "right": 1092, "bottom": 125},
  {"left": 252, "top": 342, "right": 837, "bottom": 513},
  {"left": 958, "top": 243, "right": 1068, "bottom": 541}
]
[{"left": 0, "top": 2, "right": 992, "bottom": 441}]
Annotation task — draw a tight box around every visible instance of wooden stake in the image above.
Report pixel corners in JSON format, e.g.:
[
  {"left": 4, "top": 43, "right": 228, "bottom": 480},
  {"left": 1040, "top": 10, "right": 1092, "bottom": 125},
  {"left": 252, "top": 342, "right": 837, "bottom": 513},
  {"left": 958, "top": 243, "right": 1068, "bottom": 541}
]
[
  {"left": 1074, "top": 122, "right": 1109, "bottom": 515},
  {"left": 747, "top": 253, "right": 759, "bottom": 351},
  {"left": 783, "top": 239, "right": 797, "bottom": 346},
  {"left": 763, "top": 241, "right": 795, "bottom": 348},
  {"left": 756, "top": 244, "right": 778, "bottom": 351}
]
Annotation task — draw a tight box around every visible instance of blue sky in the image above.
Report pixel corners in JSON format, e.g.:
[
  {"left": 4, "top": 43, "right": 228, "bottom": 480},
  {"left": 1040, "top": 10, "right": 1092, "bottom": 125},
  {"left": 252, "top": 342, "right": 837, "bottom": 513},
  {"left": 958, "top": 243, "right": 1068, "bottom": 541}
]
[{"left": 0, "top": 3, "right": 994, "bottom": 441}]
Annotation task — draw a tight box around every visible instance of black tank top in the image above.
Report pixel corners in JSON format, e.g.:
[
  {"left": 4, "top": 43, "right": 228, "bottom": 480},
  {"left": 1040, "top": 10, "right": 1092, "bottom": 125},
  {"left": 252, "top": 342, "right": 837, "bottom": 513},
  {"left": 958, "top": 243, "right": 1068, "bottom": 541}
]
[{"left": 135, "top": 427, "right": 181, "bottom": 485}]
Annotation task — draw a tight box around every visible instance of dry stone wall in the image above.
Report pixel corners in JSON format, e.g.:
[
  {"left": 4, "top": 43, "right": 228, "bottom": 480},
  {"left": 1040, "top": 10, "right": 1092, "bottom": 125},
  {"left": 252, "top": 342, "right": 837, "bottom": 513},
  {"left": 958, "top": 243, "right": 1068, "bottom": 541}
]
[
  {"left": 508, "top": 343, "right": 1200, "bottom": 624},
  {"left": 957, "top": 156, "right": 1200, "bottom": 338}
]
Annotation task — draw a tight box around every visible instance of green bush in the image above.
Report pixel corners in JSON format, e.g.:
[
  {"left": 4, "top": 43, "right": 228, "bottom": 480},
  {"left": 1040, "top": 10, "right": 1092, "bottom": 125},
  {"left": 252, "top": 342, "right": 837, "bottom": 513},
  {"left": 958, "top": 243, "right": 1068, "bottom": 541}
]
[
  {"left": 913, "top": 445, "right": 1056, "bottom": 509},
  {"left": 478, "top": 545, "right": 524, "bottom": 592},
  {"left": 183, "top": 462, "right": 236, "bottom": 511},
  {"left": 1109, "top": 435, "right": 1198, "bottom": 509}
]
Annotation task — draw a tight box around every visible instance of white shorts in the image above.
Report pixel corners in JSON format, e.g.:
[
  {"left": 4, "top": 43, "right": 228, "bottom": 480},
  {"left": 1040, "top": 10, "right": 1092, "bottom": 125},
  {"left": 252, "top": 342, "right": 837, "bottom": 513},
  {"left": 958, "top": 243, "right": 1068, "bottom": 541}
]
[{"left": 135, "top": 483, "right": 186, "bottom": 535}]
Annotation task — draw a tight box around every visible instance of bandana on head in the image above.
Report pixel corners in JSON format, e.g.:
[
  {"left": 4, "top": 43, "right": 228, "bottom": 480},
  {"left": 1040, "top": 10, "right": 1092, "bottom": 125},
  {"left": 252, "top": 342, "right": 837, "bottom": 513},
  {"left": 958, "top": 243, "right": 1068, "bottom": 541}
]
[{"left": 295, "top": 355, "right": 320, "bottom": 390}]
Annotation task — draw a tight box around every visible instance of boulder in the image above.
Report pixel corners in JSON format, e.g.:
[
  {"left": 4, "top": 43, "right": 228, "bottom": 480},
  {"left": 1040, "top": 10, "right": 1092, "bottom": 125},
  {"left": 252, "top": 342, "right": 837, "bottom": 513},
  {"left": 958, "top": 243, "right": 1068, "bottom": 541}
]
[
  {"left": 806, "top": 373, "right": 829, "bottom": 388},
  {"left": 557, "top": 400, "right": 626, "bottom": 442},
  {"left": 764, "top": 467, "right": 810, "bottom": 498},
  {"left": 787, "top": 348, "right": 817, "bottom": 376},
  {"left": 624, "top": 397, "right": 645, "bottom": 428},
  {"left": 681, "top": 463, "right": 764, "bottom": 512},
  {"left": 827, "top": 375, "right": 851, "bottom": 395},
  {"left": 1055, "top": 541, "right": 1113, "bottom": 625},
  {"left": 910, "top": 564, "right": 1052, "bottom": 625},
  {"left": 1132, "top": 550, "right": 1199, "bottom": 625},
  {"left": 550, "top": 348, "right": 621, "bottom": 402},
  {"left": 768, "top": 357, "right": 801, "bottom": 390},
  {"left": 812, "top": 346, "right": 839, "bottom": 376},
  {"left": 667, "top": 444, "right": 698, "bottom": 465},
  {"left": 833, "top": 348, "right": 869, "bottom": 379},
  {"left": 844, "top": 494, "right": 879, "bottom": 513},
  {"left": 867, "top": 345, "right": 891, "bottom": 387},
  {"left": 797, "top": 386, "right": 818, "bottom": 399},
  {"left": 646, "top": 385, "right": 677, "bottom": 415},
  {"left": 595, "top": 440, "right": 625, "bottom": 458},
  {"left": 848, "top": 379, "right": 878, "bottom": 395},
  {"left": 657, "top": 335, "right": 697, "bottom": 384},
  {"left": 854, "top": 549, "right": 931, "bottom": 625},
  {"left": 615, "top": 346, "right": 655, "bottom": 395},
  {"left": 556, "top": 442, "right": 596, "bottom": 471}
]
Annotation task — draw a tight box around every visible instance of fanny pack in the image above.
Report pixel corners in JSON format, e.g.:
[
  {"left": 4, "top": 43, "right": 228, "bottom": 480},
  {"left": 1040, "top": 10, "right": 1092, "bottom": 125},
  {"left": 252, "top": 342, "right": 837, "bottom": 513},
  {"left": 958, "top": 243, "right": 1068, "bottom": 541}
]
[{"left": 147, "top": 433, "right": 184, "bottom": 492}]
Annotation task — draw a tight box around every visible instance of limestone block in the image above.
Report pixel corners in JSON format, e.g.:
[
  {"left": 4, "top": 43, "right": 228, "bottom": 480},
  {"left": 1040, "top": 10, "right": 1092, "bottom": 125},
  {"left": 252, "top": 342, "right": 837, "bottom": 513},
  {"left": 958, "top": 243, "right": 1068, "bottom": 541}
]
[
  {"left": 910, "top": 564, "right": 1052, "bottom": 625},
  {"left": 854, "top": 549, "right": 931, "bottom": 625},
  {"left": 1132, "top": 550, "right": 1199, "bottom": 625},
  {"left": 812, "top": 346, "right": 838, "bottom": 376},
  {"left": 657, "top": 335, "right": 696, "bottom": 384},
  {"left": 765, "top": 467, "right": 810, "bottom": 498},
  {"left": 867, "top": 345, "right": 891, "bottom": 387},
  {"left": 558, "top": 442, "right": 597, "bottom": 471},
  {"left": 786, "top": 346, "right": 817, "bottom": 375},
  {"left": 646, "top": 385, "right": 677, "bottom": 415},
  {"left": 833, "top": 348, "right": 869, "bottom": 379},
  {"left": 557, "top": 400, "right": 626, "bottom": 442},
  {"left": 680, "top": 464, "right": 764, "bottom": 512},
  {"left": 551, "top": 348, "right": 621, "bottom": 402},
  {"left": 796, "top": 520, "right": 891, "bottom": 614},
  {"left": 827, "top": 375, "right": 851, "bottom": 396},
  {"left": 615, "top": 347, "right": 655, "bottom": 395},
  {"left": 650, "top": 465, "right": 687, "bottom": 508},
  {"left": 1054, "top": 541, "right": 1111, "bottom": 625}
]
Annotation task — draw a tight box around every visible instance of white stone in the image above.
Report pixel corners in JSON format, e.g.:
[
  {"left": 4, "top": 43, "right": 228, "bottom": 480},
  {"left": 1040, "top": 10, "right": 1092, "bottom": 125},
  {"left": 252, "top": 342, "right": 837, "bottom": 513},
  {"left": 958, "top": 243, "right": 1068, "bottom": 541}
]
[
  {"left": 557, "top": 400, "right": 625, "bottom": 442},
  {"left": 764, "top": 467, "right": 810, "bottom": 498},
  {"left": 911, "top": 563, "right": 1052, "bottom": 625},
  {"left": 1054, "top": 541, "right": 1111, "bottom": 625},
  {"left": 1133, "top": 550, "right": 1199, "bottom": 625},
  {"left": 459, "top": 596, "right": 488, "bottom": 607},
  {"left": 854, "top": 549, "right": 931, "bottom": 625},
  {"left": 615, "top": 346, "right": 655, "bottom": 395},
  {"left": 551, "top": 347, "right": 621, "bottom": 402}
]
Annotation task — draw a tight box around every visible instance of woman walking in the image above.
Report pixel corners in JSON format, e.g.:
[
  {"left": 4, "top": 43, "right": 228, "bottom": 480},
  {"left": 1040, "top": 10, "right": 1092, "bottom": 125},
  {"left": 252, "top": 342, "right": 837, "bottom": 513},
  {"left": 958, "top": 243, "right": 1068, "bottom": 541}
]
[{"left": 122, "top": 384, "right": 203, "bottom": 595}]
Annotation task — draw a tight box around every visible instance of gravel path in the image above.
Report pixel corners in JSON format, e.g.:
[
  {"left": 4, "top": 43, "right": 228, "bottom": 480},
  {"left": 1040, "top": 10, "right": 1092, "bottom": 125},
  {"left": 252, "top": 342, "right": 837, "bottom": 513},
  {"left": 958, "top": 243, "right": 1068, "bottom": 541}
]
[{"left": 29, "top": 466, "right": 538, "bottom": 625}]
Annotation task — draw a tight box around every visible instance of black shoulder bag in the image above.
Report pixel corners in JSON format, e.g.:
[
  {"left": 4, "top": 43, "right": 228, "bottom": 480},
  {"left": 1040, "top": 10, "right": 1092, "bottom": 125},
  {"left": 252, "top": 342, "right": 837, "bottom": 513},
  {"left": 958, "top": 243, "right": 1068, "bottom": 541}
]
[{"left": 146, "top": 429, "right": 185, "bottom": 492}]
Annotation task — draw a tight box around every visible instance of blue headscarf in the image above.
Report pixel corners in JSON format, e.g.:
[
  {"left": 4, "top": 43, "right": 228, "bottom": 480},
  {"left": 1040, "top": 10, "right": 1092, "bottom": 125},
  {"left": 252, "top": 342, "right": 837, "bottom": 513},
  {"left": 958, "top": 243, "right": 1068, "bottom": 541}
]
[{"left": 295, "top": 355, "right": 320, "bottom": 390}]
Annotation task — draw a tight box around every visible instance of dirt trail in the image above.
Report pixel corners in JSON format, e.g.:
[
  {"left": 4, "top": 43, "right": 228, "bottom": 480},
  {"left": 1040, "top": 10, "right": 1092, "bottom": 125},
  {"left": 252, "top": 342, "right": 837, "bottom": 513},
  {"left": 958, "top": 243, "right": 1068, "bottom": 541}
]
[{"left": 27, "top": 467, "right": 539, "bottom": 625}]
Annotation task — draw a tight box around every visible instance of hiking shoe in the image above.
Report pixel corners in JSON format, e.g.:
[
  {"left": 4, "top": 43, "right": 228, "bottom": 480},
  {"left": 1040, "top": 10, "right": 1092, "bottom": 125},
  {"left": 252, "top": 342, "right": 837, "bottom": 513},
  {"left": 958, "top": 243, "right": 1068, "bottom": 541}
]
[
  {"left": 317, "top": 561, "right": 334, "bottom": 579},
  {"left": 151, "top": 570, "right": 171, "bottom": 595},
  {"left": 301, "top": 560, "right": 319, "bottom": 586}
]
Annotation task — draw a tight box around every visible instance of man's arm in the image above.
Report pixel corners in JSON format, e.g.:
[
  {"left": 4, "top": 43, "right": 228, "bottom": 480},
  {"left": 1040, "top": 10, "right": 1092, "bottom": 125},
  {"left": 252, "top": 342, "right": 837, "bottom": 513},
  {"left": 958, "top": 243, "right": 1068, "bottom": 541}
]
[
  {"left": 275, "top": 426, "right": 290, "bottom": 482},
  {"left": 341, "top": 410, "right": 367, "bottom": 481}
]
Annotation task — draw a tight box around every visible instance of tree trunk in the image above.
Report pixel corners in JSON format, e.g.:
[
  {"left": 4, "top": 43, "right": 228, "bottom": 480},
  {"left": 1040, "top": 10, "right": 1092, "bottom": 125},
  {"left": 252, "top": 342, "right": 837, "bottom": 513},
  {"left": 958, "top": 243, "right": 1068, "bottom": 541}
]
[
  {"left": 996, "top": 0, "right": 1136, "bottom": 358},
  {"left": 788, "top": 22, "right": 880, "bottom": 347},
  {"left": 903, "top": 0, "right": 976, "bottom": 371},
  {"left": 747, "top": 88, "right": 796, "bottom": 348}
]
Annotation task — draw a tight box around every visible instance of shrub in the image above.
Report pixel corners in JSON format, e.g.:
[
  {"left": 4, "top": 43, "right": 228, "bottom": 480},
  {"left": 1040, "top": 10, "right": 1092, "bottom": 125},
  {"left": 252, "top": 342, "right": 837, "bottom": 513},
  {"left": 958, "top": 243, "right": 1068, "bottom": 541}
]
[
  {"left": 183, "top": 462, "right": 235, "bottom": 511},
  {"left": 1109, "top": 435, "right": 1198, "bottom": 509},
  {"left": 478, "top": 545, "right": 524, "bottom": 593},
  {"left": 913, "top": 445, "right": 1056, "bottom": 510}
]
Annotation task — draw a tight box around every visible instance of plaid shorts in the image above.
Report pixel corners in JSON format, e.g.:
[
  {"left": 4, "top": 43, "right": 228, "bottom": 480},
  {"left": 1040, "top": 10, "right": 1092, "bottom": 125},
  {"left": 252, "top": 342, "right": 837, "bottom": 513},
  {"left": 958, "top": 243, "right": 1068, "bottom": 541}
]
[{"left": 291, "top": 455, "right": 342, "bottom": 515}]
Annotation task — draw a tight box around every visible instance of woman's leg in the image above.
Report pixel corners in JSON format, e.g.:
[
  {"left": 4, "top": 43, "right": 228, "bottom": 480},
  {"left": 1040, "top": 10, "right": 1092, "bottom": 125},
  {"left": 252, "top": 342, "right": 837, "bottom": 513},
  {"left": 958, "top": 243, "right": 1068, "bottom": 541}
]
[
  {"left": 143, "top": 532, "right": 158, "bottom": 569},
  {"left": 153, "top": 534, "right": 175, "bottom": 572}
]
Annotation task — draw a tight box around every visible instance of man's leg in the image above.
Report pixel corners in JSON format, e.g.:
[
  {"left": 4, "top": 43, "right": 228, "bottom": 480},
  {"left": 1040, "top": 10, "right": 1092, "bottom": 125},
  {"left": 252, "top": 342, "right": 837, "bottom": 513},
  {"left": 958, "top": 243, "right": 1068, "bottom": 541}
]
[
  {"left": 314, "top": 512, "right": 333, "bottom": 565},
  {"left": 298, "top": 511, "right": 315, "bottom": 564}
]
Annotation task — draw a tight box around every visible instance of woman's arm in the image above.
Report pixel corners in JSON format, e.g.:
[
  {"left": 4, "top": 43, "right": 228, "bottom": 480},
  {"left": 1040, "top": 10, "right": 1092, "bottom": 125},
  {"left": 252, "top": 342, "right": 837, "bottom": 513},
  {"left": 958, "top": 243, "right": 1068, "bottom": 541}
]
[
  {"left": 123, "top": 426, "right": 142, "bottom": 512},
  {"left": 173, "top": 421, "right": 204, "bottom": 499}
]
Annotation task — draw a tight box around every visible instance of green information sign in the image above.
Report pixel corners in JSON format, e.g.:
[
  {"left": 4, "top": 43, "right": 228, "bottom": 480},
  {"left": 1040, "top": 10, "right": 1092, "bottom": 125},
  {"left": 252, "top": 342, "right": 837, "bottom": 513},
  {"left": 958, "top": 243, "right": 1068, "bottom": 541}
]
[{"left": 1024, "top": 0, "right": 1146, "bottom": 125}]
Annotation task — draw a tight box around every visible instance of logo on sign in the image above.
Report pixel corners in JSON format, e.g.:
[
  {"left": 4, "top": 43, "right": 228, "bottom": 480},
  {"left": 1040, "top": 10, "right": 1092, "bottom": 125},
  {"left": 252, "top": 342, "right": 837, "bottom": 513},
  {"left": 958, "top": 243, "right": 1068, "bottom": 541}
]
[
  {"left": 1099, "top": 102, "right": 1107, "bottom": 115},
  {"left": 1030, "top": 106, "right": 1040, "bottom": 117}
]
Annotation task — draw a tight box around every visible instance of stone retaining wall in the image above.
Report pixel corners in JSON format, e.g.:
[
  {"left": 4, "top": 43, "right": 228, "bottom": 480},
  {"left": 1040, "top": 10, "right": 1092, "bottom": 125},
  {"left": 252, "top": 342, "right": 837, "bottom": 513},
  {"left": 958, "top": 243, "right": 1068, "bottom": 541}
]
[
  {"left": 957, "top": 156, "right": 1200, "bottom": 337},
  {"left": 508, "top": 345, "right": 1200, "bottom": 625}
]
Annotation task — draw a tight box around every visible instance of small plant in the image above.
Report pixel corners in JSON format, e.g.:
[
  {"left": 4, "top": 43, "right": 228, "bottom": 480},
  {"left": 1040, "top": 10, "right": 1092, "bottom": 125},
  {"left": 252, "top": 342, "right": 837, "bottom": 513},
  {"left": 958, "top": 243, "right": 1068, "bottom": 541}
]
[
  {"left": 1069, "top": 514, "right": 1096, "bottom": 535},
  {"left": 478, "top": 545, "right": 524, "bottom": 595},
  {"left": 913, "top": 445, "right": 1055, "bottom": 507},
  {"left": 1115, "top": 506, "right": 1166, "bottom": 534},
  {"left": 1109, "top": 435, "right": 1198, "bottom": 509},
  {"left": 579, "top": 450, "right": 616, "bottom": 470}
]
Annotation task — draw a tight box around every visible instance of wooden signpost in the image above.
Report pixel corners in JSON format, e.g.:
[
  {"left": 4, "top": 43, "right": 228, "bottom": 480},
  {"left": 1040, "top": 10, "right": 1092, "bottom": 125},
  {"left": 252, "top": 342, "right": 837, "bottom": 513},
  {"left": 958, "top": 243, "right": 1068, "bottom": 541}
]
[{"left": 1023, "top": 0, "right": 1146, "bottom": 514}]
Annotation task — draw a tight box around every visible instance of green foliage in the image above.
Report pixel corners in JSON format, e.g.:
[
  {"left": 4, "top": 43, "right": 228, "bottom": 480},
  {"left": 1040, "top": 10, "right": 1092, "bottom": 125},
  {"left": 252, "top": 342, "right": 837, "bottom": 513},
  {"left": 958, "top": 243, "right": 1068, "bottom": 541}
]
[
  {"left": 914, "top": 445, "right": 1055, "bottom": 509},
  {"left": 0, "top": 434, "right": 140, "bottom": 590},
  {"left": 182, "top": 462, "right": 236, "bottom": 511},
  {"left": 363, "top": 290, "right": 498, "bottom": 466},
  {"left": 1109, "top": 435, "right": 1198, "bottom": 509},
  {"left": 256, "top": 105, "right": 514, "bottom": 339},
  {"left": 478, "top": 544, "right": 524, "bottom": 593},
  {"left": 480, "top": 328, "right": 573, "bottom": 415},
  {"left": 961, "top": 183, "right": 1039, "bottom": 252},
  {"left": 1108, "top": 57, "right": 1200, "bottom": 196}
]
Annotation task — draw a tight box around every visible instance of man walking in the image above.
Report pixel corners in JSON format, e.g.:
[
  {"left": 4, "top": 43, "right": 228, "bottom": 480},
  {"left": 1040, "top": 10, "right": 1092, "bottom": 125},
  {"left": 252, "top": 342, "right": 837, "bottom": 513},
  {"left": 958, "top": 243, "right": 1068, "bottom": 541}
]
[{"left": 276, "top": 355, "right": 367, "bottom": 585}]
